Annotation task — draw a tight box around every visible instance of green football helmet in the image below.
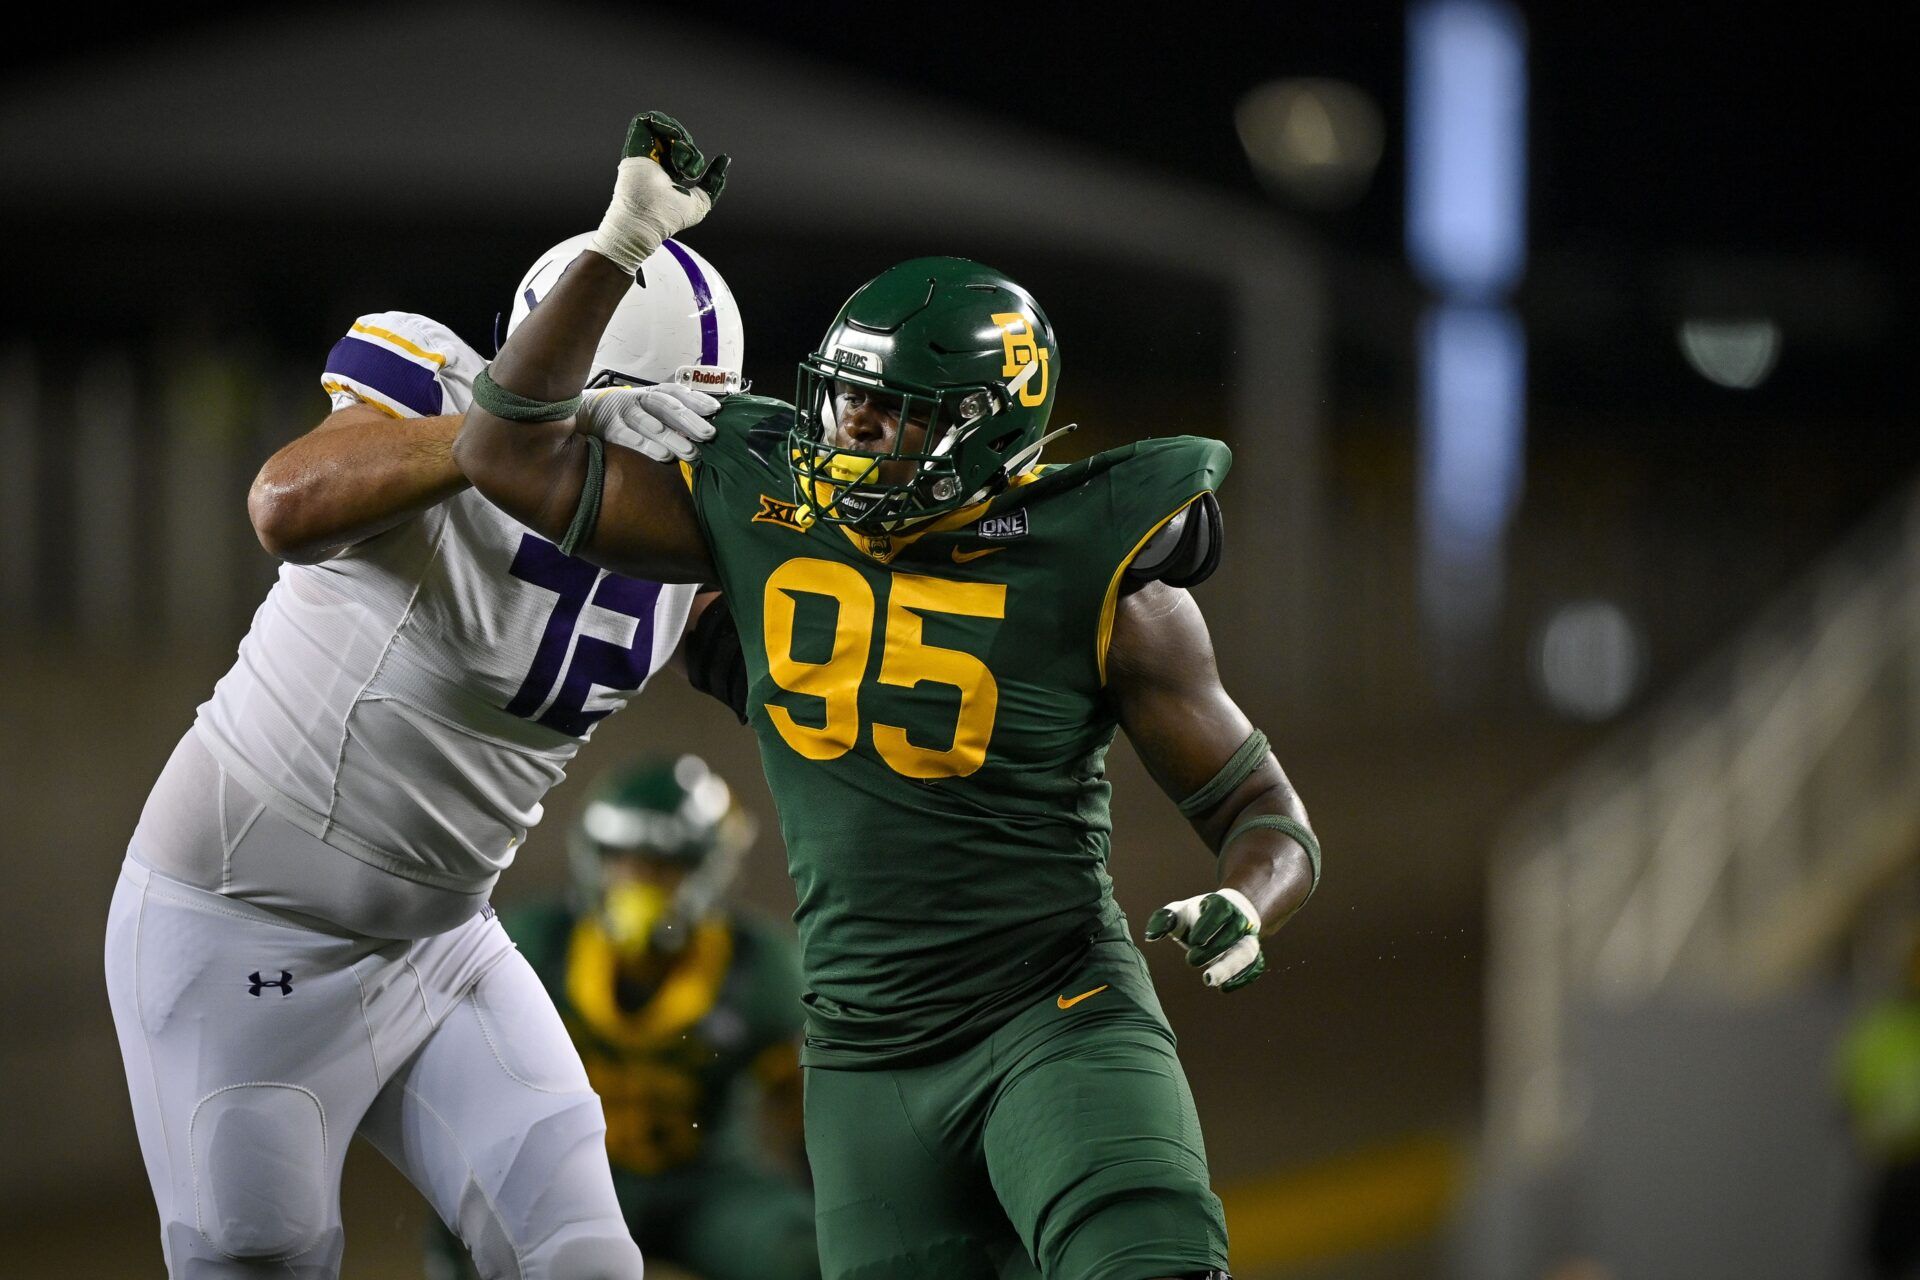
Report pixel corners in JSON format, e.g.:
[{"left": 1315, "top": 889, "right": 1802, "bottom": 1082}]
[
  {"left": 792, "top": 257, "right": 1062, "bottom": 531},
  {"left": 569, "top": 755, "right": 754, "bottom": 959}
]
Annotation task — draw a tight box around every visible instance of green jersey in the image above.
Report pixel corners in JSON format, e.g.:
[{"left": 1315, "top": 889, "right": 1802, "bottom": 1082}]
[
  {"left": 504, "top": 900, "right": 803, "bottom": 1176},
  {"left": 681, "top": 398, "right": 1231, "bottom": 1066}
]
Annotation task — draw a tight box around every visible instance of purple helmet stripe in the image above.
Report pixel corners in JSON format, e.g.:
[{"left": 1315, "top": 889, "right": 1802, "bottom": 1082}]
[{"left": 660, "top": 238, "right": 719, "bottom": 367}]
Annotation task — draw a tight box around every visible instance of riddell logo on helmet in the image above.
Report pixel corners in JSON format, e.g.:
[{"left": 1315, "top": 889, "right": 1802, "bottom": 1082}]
[{"left": 674, "top": 365, "right": 745, "bottom": 395}]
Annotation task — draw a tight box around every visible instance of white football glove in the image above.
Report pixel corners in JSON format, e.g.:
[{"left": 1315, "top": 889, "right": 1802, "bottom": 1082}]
[
  {"left": 589, "top": 112, "right": 730, "bottom": 273},
  {"left": 1144, "top": 888, "right": 1265, "bottom": 991},
  {"left": 577, "top": 384, "right": 721, "bottom": 463}
]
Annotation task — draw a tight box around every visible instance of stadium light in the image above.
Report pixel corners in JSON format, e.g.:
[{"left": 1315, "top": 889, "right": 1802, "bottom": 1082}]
[
  {"left": 1677, "top": 318, "right": 1781, "bottom": 390},
  {"left": 1407, "top": 0, "right": 1529, "bottom": 676},
  {"left": 1531, "top": 599, "right": 1645, "bottom": 720},
  {"left": 1235, "top": 78, "right": 1385, "bottom": 210},
  {"left": 1407, "top": 0, "right": 1528, "bottom": 299}
]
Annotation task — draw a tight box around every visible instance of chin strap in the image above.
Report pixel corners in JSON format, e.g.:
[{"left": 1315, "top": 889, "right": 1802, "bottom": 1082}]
[
  {"left": 859, "top": 420, "right": 1083, "bottom": 533},
  {"left": 1000, "top": 421, "right": 1079, "bottom": 479},
  {"left": 958, "top": 421, "right": 1081, "bottom": 509}
]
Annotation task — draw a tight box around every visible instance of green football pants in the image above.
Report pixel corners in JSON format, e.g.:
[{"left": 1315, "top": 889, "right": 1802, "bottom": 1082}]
[{"left": 804, "top": 933, "right": 1228, "bottom": 1280}]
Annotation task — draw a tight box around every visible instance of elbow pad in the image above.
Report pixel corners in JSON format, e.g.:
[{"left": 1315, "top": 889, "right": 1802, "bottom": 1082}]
[
  {"left": 686, "top": 592, "right": 750, "bottom": 724},
  {"left": 1124, "top": 491, "right": 1223, "bottom": 590}
]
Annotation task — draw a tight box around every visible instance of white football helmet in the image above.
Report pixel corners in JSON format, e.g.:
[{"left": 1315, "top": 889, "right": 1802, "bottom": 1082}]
[{"left": 507, "top": 232, "right": 746, "bottom": 394}]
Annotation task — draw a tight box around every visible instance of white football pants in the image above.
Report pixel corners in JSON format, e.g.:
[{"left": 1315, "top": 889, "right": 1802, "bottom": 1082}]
[{"left": 106, "top": 857, "right": 643, "bottom": 1279}]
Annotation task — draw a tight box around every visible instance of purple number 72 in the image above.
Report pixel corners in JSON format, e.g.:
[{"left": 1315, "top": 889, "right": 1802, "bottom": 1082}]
[{"left": 503, "top": 534, "right": 663, "bottom": 736}]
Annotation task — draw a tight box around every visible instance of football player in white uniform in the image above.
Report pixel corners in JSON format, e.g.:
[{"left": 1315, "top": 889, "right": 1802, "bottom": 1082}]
[{"left": 105, "top": 113, "right": 737, "bottom": 1279}]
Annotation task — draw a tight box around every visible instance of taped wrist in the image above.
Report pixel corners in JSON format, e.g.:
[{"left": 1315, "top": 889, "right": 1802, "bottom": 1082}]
[
  {"left": 589, "top": 155, "right": 705, "bottom": 273},
  {"left": 1222, "top": 814, "right": 1321, "bottom": 898},
  {"left": 1177, "top": 728, "right": 1270, "bottom": 818},
  {"left": 472, "top": 367, "right": 583, "bottom": 423},
  {"left": 686, "top": 592, "right": 750, "bottom": 724},
  {"left": 558, "top": 436, "right": 605, "bottom": 557}
]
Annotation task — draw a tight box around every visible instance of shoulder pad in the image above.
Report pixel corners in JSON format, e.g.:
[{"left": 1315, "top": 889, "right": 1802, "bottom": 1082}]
[
  {"left": 707, "top": 395, "right": 796, "bottom": 470},
  {"left": 322, "top": 311, "right": 485, "bottom": 418},
  {"left": 1124, "top": 491, "right": 1223, "bottom": 590}
]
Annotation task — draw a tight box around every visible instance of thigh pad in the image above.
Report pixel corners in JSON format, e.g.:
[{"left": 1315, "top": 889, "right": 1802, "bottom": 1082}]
[{"left": 191, "top": 1083, "right": 329, "bottom": 1260}]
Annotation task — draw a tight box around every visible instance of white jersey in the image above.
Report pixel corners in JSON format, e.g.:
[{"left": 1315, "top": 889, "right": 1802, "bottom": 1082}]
[{"left": 196, "top": 311, "right": 697, "bottom": 893}]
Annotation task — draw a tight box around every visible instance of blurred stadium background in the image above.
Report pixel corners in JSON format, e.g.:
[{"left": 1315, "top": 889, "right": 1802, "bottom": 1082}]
[{"left": 0, "top": 4, "right": 1906, "bottom": 1277}]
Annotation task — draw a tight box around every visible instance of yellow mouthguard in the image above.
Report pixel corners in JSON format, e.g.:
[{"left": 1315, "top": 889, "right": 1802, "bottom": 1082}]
[{"left": 822, "top": 453, "right": 882, "bottom": 485}]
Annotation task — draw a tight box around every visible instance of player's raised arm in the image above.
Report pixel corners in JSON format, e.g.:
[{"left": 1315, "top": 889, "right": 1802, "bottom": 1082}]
[
  {"left": 1108, "top": 581, "right": 1319, "bottom": 992},
  {"left": 452, "top": 112, "right": 726, "bottom": 583}
]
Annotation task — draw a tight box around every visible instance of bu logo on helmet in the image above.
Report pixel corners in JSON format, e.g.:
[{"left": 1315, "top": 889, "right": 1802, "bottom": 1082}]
[
  {"left": 991, "top": 312, "right": 1050, "bottom": 408},
  {"left": 248, "top": 969, "right": 293, "bottom": 997}
]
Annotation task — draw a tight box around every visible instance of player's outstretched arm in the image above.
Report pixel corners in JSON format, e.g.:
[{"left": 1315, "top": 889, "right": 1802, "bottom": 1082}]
[
  {"left": 1108, "top": 581, "right": 1317, "bottom": 991},
  {"left": 453, "top": 112, "right": 727, "bottom": 583},
  {"left": 249, "top": 406, "right": 466, "bottom": 563}
]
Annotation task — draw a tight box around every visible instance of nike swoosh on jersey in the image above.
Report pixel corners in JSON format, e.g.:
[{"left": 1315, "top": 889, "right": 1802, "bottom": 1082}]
[
  {"left": 951, "top": 545, "right": 1005, "bottom": 564},
  {"left": 1056, "top": 984, "right": 1109, "bottom": 1010}
]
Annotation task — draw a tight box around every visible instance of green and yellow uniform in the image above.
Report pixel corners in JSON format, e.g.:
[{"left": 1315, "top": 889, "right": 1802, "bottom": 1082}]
[
  {"left": 679, "top": 398, "right": 1232, "bottom": 1279},
  {"left": 428, "top": 901, "right": 817, "bottom": 1280},
  {"left": 1838, "top": 997, "right": 1920, "bottom": 1162},
  {"left": 1837, "top": 993, "right": 1920, "bottom": 1276}
]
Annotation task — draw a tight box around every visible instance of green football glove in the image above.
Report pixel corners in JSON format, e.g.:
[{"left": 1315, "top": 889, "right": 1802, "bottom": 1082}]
[
  {"left": 588, "top": 111, "right": 731, "bottom": 273},
  {"left": 1145, "top": 888, "right": 1265, "bottom": 992}
]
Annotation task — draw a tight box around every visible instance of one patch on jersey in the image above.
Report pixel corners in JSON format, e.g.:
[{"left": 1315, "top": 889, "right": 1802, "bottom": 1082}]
[
  {"left": 976, "top": 510, "right": 1030, "bottom": 540},
  {"left": 752, "top": 494, "right": 812, "bottom": 532}
]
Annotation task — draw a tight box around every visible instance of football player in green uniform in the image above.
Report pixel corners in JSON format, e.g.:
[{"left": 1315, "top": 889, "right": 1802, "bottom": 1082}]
[
  {"left": 453, "top": 114, "right": 1320, "bottom": 1280},
  {"left": 428, "top": 754, "right": 817, "bottom": 1280}
]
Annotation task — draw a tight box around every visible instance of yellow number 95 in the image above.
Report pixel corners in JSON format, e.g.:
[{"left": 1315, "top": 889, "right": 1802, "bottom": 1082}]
[{"left": 761, "top": 558, "right": 1006, "bottom": 779}]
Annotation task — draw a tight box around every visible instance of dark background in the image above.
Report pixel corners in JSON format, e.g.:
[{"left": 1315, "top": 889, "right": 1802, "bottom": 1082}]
[{"left": 0, "top": 4, "right": 1908, "bottom": 1277}]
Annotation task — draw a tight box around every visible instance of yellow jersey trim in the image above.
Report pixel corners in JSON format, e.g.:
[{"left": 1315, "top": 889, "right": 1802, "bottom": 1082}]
[
  {"left": 678, "top": 459, "right": 697, "bottom": 493},
  {"left": 1097, "top": 492, "right": 1208, "bottom": 685},
  {"left": 322, "top": 380, "right": 404, "bottom": 419},
  {"left": 564, "top": 916, "right": 734, "bottom": 1051},
  {"left": 350, "top": 321, "right": 448, "bottom": 366}
]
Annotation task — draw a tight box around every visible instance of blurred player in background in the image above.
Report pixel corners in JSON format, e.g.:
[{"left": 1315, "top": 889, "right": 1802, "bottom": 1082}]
[
  {"left": 1836, "top": 932, "right": 1920, "bottom": 1279},
  {"left": 455, "top": 113, "right": 1322, "bottom": 1280},
  {"left": 428, "top": 754, "right": 816, "bottom": 1280},
  {"left": 104, "top": 114, "right": 740, "bottom": 1279}
]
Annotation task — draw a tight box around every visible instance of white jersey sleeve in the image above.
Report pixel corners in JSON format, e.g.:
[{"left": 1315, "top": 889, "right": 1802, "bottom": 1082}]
[
  {"left": 194, "top": 312, "right": 697, "bottom": 896},
  {"left": 320, "top": 311, "right": 484, "bottom": 418}
]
